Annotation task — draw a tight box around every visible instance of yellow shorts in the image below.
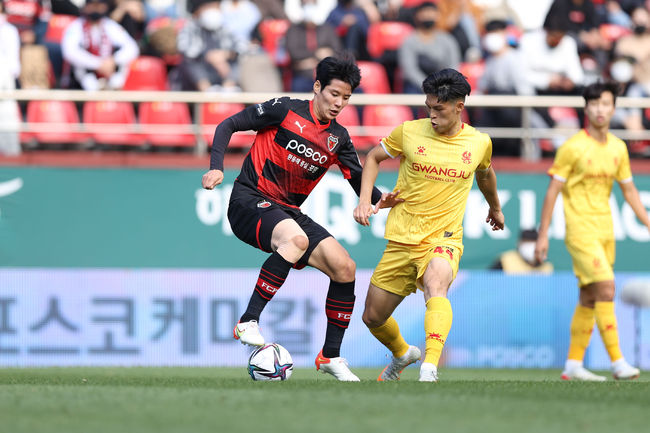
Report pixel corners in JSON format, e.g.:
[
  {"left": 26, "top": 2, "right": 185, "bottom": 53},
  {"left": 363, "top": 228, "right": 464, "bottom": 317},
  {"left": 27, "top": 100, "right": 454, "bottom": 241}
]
[
  {"left": 370, "top": 240, "right": 463, "bottom": 297},
  {"left": 566, "top": 237, "right": 615, "bottom": 287}
]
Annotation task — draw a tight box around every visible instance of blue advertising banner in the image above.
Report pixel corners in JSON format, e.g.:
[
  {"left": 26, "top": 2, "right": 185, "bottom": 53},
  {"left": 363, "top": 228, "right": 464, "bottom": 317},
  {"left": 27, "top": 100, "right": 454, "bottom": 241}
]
[{"left": 1, "top": 269, "right": 648, "bottom": 371}]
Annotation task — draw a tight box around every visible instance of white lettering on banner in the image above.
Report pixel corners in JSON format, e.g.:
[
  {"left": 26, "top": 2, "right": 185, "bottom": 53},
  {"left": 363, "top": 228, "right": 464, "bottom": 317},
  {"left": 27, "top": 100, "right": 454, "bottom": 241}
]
[
  {"left": 518, "top": 190, "right": 536, "bottom": 229},
  {"left": 622, "top": 191, "right": 650, "bottom": 241},
  {"left": 464, "top": 190, "right": 511, "bottom": 239},
  {"left": 195, "top": 185, "right": 233, "bottom": 235},
  {"left": 0, "top": 177, "right": 23, "bottom": 219}
]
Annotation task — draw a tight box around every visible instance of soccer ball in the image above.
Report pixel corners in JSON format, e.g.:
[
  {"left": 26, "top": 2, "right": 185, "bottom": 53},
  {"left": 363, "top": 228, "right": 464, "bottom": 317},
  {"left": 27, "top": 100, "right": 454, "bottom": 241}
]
[{"left": 247, "top": 343, "right": 293, "bottom": 381}]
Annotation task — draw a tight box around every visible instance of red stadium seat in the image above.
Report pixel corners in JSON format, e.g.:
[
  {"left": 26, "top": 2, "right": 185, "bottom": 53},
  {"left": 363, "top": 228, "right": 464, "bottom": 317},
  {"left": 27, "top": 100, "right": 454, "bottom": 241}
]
[
  {"left": 599, "top": 23, "right": 632, "bottom": 43},
  {"left": 123, "top": 56, "right": 168, "bottom": 91},
  {"left": 459, "top": 61, "right": 485, "bottom": 93},
  {"left": 83, "top": 101, "right": 144, "bottom": 146},
  {"left": 258, "top": 19, "right": 290, "bottom": 65},
  {"left": 335, "top": 105, "right": 365, "bottom": 148},
  {"left": 548, "top": 106, "right": 580, "bottom": 128},
  {"left": 363, "top": 105, "right": 413, "bottom": 146},
  {"left": 357, "top": 61, "right": 391, "bottom": 94},
  {"left": 200, "top": 102, "right": 250, "bottom": 147},
  {"left": 366, "top": 22, "right": 414, "bottom": 59},
  {"left": 44, "top": 14, "right": 77, "bottom": 43},
  {"left": 138, "top": 102, "right": 195, "bottom": 146},
  {"left": 25, "top": 100, "right": 88, "bottom": 144}
]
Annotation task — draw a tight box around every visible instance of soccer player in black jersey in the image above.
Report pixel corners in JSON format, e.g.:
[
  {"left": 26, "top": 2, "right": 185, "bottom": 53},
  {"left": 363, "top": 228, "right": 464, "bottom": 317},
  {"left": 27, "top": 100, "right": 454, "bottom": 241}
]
[{"left": 202, "top": 56, "right": 401, "bottom": 381}]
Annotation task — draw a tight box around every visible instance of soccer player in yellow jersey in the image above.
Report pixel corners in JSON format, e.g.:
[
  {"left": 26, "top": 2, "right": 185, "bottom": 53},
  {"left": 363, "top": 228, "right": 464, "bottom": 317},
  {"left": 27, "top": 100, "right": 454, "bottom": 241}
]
[
  {"left": 353, "top": 69, "right": 505, "bottom": 382},
  {"left": 535, "top": 81, "right": 650, "bottom": 381}
]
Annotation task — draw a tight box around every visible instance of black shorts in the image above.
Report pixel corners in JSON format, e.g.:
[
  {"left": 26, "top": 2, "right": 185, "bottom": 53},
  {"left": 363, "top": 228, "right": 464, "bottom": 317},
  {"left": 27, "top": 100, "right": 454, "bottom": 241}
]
[{"left": 227, "top": 182, "right": 332, "bottom": 268}]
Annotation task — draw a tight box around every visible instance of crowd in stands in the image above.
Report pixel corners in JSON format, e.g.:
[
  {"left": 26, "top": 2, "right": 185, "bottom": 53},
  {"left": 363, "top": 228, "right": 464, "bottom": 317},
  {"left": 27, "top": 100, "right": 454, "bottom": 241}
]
[{"left": 1, "top": 0, "right": 650, "bottom": 157}]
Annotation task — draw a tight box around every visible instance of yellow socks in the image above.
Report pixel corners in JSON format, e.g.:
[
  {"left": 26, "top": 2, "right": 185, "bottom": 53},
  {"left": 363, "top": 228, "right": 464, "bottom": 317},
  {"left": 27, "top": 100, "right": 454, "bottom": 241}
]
[
  {"left": 595, "top": 301, "right": 623, "bottom": 362},
  {"left": 369, "top": 316, "right": 409, "bottom": 358},
  {"left": 423, "top": 297, "right": 453, "bottom": 366},
  {"left": 567, "top": 305, "right": 595, "bottom": 361}
]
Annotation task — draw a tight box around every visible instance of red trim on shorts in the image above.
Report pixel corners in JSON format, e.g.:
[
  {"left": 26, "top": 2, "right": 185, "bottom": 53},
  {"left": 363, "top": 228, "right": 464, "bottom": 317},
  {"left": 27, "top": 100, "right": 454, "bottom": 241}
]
[{"left": 255, "top": 218, "right": 263, "bottom": 250}]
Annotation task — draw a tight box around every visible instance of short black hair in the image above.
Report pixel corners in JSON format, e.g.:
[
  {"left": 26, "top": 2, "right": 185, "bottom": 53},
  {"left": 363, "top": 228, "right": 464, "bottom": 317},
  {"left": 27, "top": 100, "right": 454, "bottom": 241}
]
[
  {"left": 519, "top": 229, "right": 539, "bottom": 241},
  {"left": 315, "top": 55, "right": 361, "bottom": 91},
  {"left": 422, "top": 68, "right": 471, "bottom": 102},
  {"left": 485, "top": 19, "right": 508, "bottom": 32},
  {"left": 414, "top": 1, "right": 437, "bottom": 14},
  {"left": 543, "top": 12, "right": 570, "bottom": 32},
  {"left": 583, "top": 80, "right": 620, "bottom": 105}
]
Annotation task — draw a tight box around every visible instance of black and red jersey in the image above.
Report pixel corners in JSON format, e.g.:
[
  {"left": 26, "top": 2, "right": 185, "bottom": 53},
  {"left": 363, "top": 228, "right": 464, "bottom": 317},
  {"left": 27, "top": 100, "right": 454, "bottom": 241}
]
[
  {"left": 211, "top": 97, "right": 380, "bottom": 208},
  {"left": 4, "top": 0, "right": 43, "bottom": 33}
]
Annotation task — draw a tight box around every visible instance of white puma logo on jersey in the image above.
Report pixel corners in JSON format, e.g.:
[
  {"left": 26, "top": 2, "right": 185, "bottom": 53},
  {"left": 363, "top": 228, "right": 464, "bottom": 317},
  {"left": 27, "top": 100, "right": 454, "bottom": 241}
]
[
  {"left": 272, "top": 98, "right": 281, "bottom": 106},
  {"left": 294, "top": 121, "right": 306, "bottom": 134}
]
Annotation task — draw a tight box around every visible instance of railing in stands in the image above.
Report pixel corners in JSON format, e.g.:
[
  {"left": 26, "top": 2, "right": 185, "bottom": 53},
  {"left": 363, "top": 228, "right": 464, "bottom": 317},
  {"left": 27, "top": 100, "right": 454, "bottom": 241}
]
[{"left": 1, "top": 90, "right": 649, "bottom": 161}]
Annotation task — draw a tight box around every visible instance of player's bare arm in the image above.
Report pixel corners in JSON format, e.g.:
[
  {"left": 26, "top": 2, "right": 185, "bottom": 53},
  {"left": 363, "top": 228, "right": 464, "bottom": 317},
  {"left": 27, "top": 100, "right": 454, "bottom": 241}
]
[
  {"left": 202, "top": 169, "right": 224, "bottom": 190},
  {"left": 475, "top": 166, "right": 505, "bottom": 231},
  {"left": 535, "top": 178, "right": 564, "bottom": 262},
  {"left": 619, "top": 180, "right": 650, "bottom": 232},
  {"left": 353, "top": 145, "right": 400, "bottom": 226}
]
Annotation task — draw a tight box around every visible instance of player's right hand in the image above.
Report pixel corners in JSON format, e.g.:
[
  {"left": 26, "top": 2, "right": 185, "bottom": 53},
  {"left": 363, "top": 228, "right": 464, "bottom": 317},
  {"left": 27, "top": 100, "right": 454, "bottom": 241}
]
[
  {"left": 534, "top": 236, "right": 549, "bottom": 263},
  {"left": 353, "top": 202, "right": 374, "bottom": 226},
  {"left": 202, "top": 169, "right": 224, "bottom": 189}
]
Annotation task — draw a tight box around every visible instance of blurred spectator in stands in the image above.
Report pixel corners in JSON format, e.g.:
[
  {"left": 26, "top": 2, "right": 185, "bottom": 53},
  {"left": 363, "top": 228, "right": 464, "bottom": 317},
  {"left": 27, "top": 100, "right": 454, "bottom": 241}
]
[
  {"left": 251, "top": 0, "right": 286, "bottom": 19},
  {"left": 605, "top": 0, "right": 634, "bottom": 27},
  {"left": 519, "top": 12, "right": 584, "bottom": 96},
  {"left": 614, "top": 5, "right": 650, "bottom": 94},
  {"left": 325, "top": 0, "right": 373, "bottom": 60},
  {"left": 0, "top": 0, "right": 21, "bottom": 156},
  {"left": 221, "top": 0, "right": 262, "bottom": 48},
  {"left": 609, "top": 55, "right": 648, "bottom": 134},
  {"left": 4, "top": 0, "right": 79, "bottom": 84},
  {"left": 110, "top": 0, "right": 146, "bottom": 40},
  {"left": 545, "top": 0, "right": 611, "bottom": 69},
  {"left": 476, "top": 0, "right": 524, "bottom": 29},
  {"left": 285, "top": 0, "right": 336, "bottom": 25},
  {"left": 285, "top": 0, "right": 342, "bottom": 92},
  {"left": 398, "top": 2, "right": 461, "bottom": 94},
  {"left": 62, "top": 0, "right": 139, "bottom": 90},
  {"left": 506, "top": 0, "right": 555, "bottom": 31},
  {"left": 477, "top": 19, "right": 534, "bottom": 156},
  {"left": 437, "top": 0, "right": 483, "bottom": 62},
  {"left": 491, "top": 229, "right": 554, "bottom": 274},
  {"left": 175, "top": 0, "right": 244, "bottom": 91},
  {"left": 144, "top": 0, "right": 179, "bottom": 21}
]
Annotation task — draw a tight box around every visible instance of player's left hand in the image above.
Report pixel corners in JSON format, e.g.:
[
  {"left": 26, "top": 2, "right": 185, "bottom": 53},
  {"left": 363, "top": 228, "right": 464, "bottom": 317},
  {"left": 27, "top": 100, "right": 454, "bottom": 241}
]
[
  {"left": 353, "top": 202, "right": 374, "bottom": 226},
  {"left": 375, "top": 190, "right": 404, "bottom": 212},
  {"left": 486, "top": 208, "right": 505, "bottom": 231}
]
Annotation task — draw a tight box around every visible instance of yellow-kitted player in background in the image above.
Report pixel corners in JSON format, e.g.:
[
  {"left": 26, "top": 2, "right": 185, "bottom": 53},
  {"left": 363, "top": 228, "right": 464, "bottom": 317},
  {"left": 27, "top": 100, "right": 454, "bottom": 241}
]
[
  {"left": 353, "top": 68, "right": 505, "bottom": 382},
  {"left": 536, "top": 80, "right": 650, "bottom": 381}
]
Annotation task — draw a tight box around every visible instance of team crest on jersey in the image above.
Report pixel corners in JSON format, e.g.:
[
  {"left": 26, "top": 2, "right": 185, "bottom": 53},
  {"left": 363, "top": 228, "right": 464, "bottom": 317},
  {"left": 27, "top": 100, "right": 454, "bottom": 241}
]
[
  {"left": 257, "top": 200, "right": 272, "bottom": 208},
  {"left": 327, "top": 134, "right": 339, "bottom": 151},
  {"left": 462, "top": 151, "right": 472, "bottom": 164},
  {"left": 416, "top": 146, "right": 426, "bottom": 156}
]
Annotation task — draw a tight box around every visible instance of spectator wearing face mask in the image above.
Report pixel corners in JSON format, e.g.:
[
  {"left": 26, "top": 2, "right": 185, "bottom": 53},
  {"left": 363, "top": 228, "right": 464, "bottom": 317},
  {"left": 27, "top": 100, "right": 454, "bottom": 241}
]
[
  {"left": 614, "top": 5, "right": 650, "bottom": 96},
  {"left": 491, "top": 229, "right": 554, "bottom": 274},
  {"left": 398, "top": 2, "right": 461, "bottom": 95},
  {"left": 285, "top": 0, "right": 342, "bottom": 92},
  {"left": 325, "top": 0, "right": 374, "bottom": 60},
  {"left": 175, "top": 0, "right": 246, "bottom": 91},
  {"left": 476, "top": 19, "right": 534, "bottom": 156},
  {"left": 61, "top": 0, "right": 139, "bottom": 91}
]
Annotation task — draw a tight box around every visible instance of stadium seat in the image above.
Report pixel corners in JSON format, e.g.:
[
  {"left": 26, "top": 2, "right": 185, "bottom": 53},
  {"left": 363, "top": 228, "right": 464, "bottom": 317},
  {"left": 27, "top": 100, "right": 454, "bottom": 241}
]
[
  {"left": 25, "top": 100, "right": 88, "bottom": 144},
  {"left": 599, "top": 23, "right": 631, "bottom": 43},
  {"left": 43, "top": 14, "right": 77, "bottom": 43},
  {"left": 123, "top": 56, "right": 168, "bottom": 91},
  {"left": 366, "top": 22, "right": 414, "bottom": 59},
  {"left": 548, "top": 106, "right": 580, "bottom": 128},
  {"left": 258, "top": 19, "right": 291, "bottom": 66},
  {"left": 357, "top": 61, "right": 391, "bottom": 94},
  {"left": 138, "top": 102, "right": 195, "bottom": 146},
  {"left": 459, "top": 61, "right": 485, "bottom": 94},
  {"left": 83, "top": 101, "right": 144, "bottom": 146},
  {"left": 363, "top": 105, "right": 413, "bottom": 146},
  {"left": 335, "top": 105, "right": 365, "bottom": 148},
  {"left": 200, "top": 102, "right": 250, "bottom": 147}
]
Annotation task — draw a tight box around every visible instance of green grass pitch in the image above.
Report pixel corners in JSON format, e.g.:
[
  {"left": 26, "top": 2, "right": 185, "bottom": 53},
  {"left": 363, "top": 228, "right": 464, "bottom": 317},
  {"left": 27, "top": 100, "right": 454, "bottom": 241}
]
[{"left": 1, "top": 367, "right": 648, "bottom": 433}]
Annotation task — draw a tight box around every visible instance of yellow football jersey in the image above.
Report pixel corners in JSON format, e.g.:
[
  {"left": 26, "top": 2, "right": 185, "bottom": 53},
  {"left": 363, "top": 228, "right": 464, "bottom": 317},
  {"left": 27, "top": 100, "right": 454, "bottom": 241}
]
[
  {"left": 381, "top": 119, "right": 492, "bottom": 245},
  {"left": 548, "top": 129, "right": 632, "bottom": 239}
]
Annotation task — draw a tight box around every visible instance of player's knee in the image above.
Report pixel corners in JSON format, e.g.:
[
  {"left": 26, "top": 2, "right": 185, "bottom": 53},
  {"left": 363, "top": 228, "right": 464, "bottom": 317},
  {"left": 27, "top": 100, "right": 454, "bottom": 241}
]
[
  {"left": 333, "top": 257, "right": 356, "bottom": 282},
  {"left": 362, "top": 308, "right": 384, "bottom": 329},
  {"left": 290, "top": 235, "right": 309, "bottom": 253}
]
